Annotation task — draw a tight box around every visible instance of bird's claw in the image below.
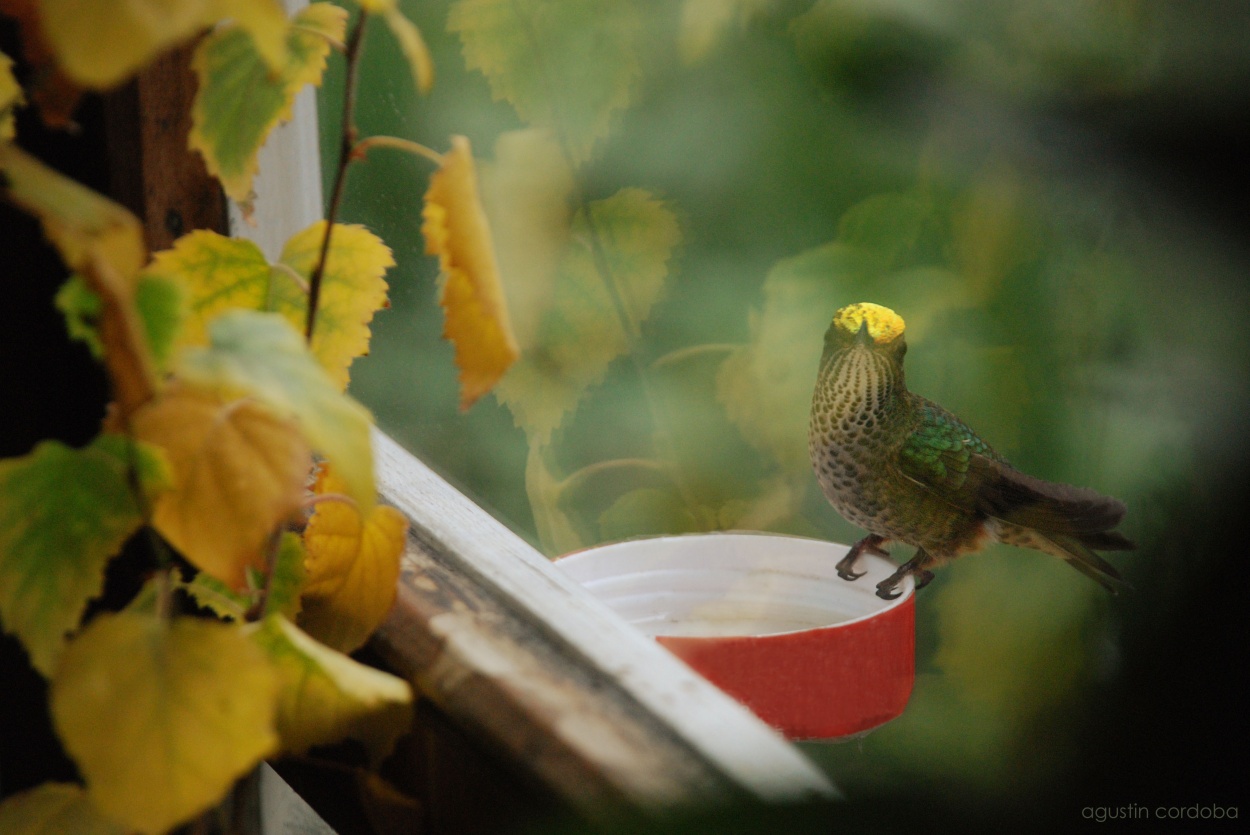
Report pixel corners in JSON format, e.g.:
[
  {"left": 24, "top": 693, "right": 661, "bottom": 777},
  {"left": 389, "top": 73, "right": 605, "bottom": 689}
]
[
  {"left": 875, "top": 582, "right": 902, "bottom": 600},
  {"left": 837, "top": 536, "right": 890, "bottom": 584}
]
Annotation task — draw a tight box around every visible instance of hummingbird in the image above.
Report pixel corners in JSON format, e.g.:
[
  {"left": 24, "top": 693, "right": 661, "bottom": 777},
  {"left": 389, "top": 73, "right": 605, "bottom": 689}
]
[{"left": 809, "top": 302, "right": 1132, "bottom": 600}]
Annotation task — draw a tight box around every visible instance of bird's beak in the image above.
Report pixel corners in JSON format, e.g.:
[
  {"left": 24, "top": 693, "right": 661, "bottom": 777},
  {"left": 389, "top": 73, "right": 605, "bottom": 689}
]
[{"left": 854, "top": 320, "right": 873, "bottom": 348}]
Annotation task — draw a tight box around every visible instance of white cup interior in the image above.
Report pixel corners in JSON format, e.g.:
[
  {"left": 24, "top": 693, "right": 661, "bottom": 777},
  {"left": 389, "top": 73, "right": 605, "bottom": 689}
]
[{"left": 558, "top": 533, "right": 914, "bottom": 638}]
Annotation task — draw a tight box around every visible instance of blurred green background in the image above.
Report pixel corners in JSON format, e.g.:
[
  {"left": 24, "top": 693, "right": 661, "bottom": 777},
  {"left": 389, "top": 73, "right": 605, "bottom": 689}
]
[{"left": 322, "top": 0, "right": 1248, "bottom": 826}]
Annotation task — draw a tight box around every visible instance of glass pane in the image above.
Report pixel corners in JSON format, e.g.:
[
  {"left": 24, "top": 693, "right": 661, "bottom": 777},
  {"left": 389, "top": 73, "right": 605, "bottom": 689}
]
[{"left": 319, "top": 0, "right": 1246, "bottom": 811}]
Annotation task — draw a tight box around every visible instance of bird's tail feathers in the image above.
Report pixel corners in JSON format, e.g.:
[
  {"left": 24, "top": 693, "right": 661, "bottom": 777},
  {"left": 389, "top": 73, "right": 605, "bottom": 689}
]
[
  {"left": 980, "top": 461, "right": 1129, "bottom": 537},
  {"left": 1037, "top": 532, "right": 1130, "bottom": 594},
  {"left": 979, "top": 462, "right": 1133, "bottom": 593}
]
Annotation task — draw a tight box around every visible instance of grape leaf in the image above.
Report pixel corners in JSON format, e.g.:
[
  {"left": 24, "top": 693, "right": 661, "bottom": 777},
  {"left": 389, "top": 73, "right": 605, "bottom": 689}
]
[
  {"left": 717, "top": 243, "right": 879, "bottom": 474},
  {"left": 495, "top": 188, "right": 680, "bottom": 445},
  {"left": 36, "top": 0, "right": 288, "bottom": 89},
  {"left": 190, "top": 1, "right": 347, "bottom": 213},
  {"left": 678, "top": 0, "right": 779, "bottom": 63},
  {"left": 181, "top": 571, "right": 251, "bottom": 621},
  {"left": 144, "top": 230, "right": 272, "bottom": 346},
  {"left": 423, "top": 135, "right": 520, "bottom": 410},
  {"left": 479, "top": 128, "right": 574, "bottom": 349},
  {"left": 1, "top": 49, "right": 23, "bottom": 139},
  {"left": 278, "top": 222, "right": 396, "bottom": 390},
  {"left": 298, "top": 467, "right": 406, "bottom": 654},
  {"left": 56, "top": 273, "right": 185, "bottom": 371},
  {"left": 177, "top": 311, "right": 376, "bottom": 507},
  {"left": 0, "top": 783, "right": 125, "bottom": 835},
  {"left": 266, "top": 531, "right": 308, "bottom": 620},
  {"left": 130, "top": 384, "right": 311, "bottom": 589},
  {"left": 150, "top": 224, "right": 394, "bottom": 390},
  {"left": 251, "top": 616, "right": 412, "bottom": 761},
  {"left": 449, "top": 0, "right": 642, "bottom": 165},
  {"left": 0, "top": 435, "right": 168, "bottom": 676},
  {"left": 50, "top": 612, "right": 280, "bottom": 834}
]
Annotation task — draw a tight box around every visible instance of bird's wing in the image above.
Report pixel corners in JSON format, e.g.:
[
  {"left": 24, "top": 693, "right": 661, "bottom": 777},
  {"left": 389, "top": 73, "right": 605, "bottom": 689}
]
[
  {"left": 894, "top": 400, "right": 1001, "bottom": 512},
  {"left": 896, "top": 399, "right": 1129, "bottom": 537}
]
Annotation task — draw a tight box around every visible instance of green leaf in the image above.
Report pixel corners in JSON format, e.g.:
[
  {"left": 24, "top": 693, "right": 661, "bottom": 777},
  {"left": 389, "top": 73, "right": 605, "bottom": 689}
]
[
  {"left": 598, "top": 488, "right": 699, "bottom": 542},
  {"left": 56, "top": 274, "right": 185, "bottom": 370},
  {"left": 182, "top": 571, "right": 251, "bottom": 621},
  {"left": 836, "top": 191, "right": 931, "bottom": 267},
  {"left": 495, "top": 188, "right": 680, "bottom": 444},
  {"left": 717, "top": 243, "right": 878, "bottom": 474},
  {"left": 251, "top": 616, "right": 412, "bottom": 761},
  {"left": 54, "top": 276, "right": 105, "bottom": 360},
  {"left": 0, "top": 783, "right": 126, "bottom": 835},
  {"left": 449, "top": 0, "right": 642, "bottom": 165},
  {"left": 267, "top": 531, "right": 308, "bottom": 620},
  {"left": 479, "top": 129, "right": 575, "bottom": 349},
  {"left": 0, "top": 435, "right": 168, "bottom": 676},
  {"left": 50, "top": 612, "right": 280, "bottom": 834},
  {"left": 191, "top": 2, "right": 348, "bottom": 212},
  {"left": 178, "top": 311, "right": 376, "bottom": 507}
]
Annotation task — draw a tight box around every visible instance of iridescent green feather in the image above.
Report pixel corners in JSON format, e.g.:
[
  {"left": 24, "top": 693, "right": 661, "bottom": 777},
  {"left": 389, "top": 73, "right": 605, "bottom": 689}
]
[{"left": 897, "top": 399, "right": 1001, "bottom": 498}]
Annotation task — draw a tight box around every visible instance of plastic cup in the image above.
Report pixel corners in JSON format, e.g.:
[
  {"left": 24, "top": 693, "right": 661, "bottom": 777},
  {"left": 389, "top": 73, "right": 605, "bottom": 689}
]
[{"left": 556, "top": 532, "right": 915, "bottom": 740}]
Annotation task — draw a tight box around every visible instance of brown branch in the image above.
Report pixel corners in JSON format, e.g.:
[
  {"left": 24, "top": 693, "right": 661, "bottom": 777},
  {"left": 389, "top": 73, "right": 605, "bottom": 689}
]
[{"left": 305, "top": 11, "right": 369, "bottom": 343}]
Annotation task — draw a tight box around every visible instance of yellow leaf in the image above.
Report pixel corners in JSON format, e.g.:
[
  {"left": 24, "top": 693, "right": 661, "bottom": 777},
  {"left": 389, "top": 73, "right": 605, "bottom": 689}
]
[
  {"left": 51, "top": 612, "right": 280, "bottom": 834},
  {"left": 423, "top": 135, "right": 519, "bottom": 410},
  {"left": 191, "top": 2, "right": 347, "bottom": 211},
  {"left": 279, "top": 222, "right": 396, "bottom": 390},
  {"left": 1, "top": 50, "right": 24, "bottom": 140},
  {"left": 252, "top": 616, "right": 412, "bottom": 761},
  {"left": 299, "top": 467, "right": 406, "bottom": 654},
  {"left": 36, "top": 0, "right": 288, "bottom": 89},
  {"left": 131, "top": 384, "right": 311, "bottom": 588},
  {"left": 144, "top": 230, "right": 272, "bottom": 347},
  {"left": 0, "top": 143, "right": 156, "bottom": 412},
  {"left": 0, "top": 783, "right": 126, "bottom": 835},
  {"left": 381, "top": 6, "right": 434, "bottom": 94},
  {"left": 147, "top": 224, "right": 394, "bottom": 390},
  {"left": 177, "top": 310, "right": 376, "bottom": 507}
]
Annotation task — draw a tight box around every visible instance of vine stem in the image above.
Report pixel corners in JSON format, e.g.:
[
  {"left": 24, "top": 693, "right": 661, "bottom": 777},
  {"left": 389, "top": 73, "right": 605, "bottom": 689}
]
[
  {"left": 354, "top": 135, "right": 444, "bottom": 165},
  {"left": 305, "top": 11, "right": 369, "bottom": 343}
]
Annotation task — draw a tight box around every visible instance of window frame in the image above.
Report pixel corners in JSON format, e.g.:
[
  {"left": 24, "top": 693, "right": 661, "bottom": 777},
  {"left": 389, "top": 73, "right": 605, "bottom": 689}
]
[{"left": 224, "top": 0, "right": 837, "bottom": 817}]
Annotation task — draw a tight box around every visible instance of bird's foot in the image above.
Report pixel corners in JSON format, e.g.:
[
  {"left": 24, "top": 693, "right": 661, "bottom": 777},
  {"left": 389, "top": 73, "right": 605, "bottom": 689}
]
[
  {"left": 875, "top": 579, "right": 903, "bottom": 600},
  {"left": 837, "top": 535, "right": 889, "bottom": 582},
  {"left": 874, "top": 550, "right": 933, "bottom": 600}
]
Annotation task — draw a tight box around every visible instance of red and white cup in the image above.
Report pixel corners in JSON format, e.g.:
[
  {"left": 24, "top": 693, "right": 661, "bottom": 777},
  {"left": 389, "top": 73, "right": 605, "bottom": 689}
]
[{"left": 557, "top": 532, "right": 915, "bottom": 740}]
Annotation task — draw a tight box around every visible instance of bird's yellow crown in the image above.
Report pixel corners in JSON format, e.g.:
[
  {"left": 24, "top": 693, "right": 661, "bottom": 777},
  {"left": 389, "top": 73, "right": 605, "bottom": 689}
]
[{"left": 833, "top": 302, "right": 905, "bottom": 344}]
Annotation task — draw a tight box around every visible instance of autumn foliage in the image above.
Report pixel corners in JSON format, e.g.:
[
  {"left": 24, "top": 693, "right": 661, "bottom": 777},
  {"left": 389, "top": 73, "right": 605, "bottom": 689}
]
[{"left": 0, "top": 1, "right": 517, "bottom": 831}]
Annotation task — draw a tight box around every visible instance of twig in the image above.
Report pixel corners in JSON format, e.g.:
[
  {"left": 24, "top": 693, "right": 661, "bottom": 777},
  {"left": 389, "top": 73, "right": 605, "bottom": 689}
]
[{"left": 306, "top": 11, "right": 369, "bottom": 342}]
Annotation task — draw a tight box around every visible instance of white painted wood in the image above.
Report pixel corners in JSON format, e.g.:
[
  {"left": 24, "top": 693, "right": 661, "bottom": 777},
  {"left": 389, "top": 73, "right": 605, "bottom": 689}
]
[
  {"left": 228, "top": 0, "right": 323, "bottom": 257},
  {"left": 373, "top": 429, "right": 837, "bottom": 803}
]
